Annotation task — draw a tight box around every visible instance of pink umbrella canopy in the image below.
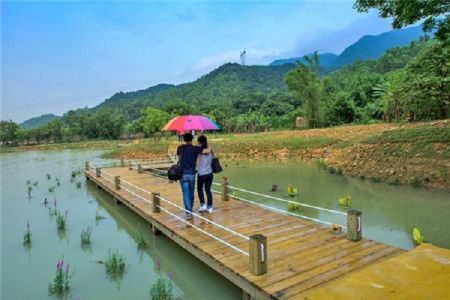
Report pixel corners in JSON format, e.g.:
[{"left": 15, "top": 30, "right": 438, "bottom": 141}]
[{"left": 162, "top": 115, "right": 219, "bottom": 132}]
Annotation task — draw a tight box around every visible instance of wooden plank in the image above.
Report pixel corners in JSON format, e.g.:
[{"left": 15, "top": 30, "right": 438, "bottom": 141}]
[{"left": 85, "top": 167, "right": 405, "bottom": 300}]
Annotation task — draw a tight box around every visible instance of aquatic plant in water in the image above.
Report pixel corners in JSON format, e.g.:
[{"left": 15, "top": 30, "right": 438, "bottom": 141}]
[
  {"left": 46, "top": 173, "right": 51, "bottom": 180},
  {"left": 136, "top": 232, "right": 147, "bottom": 249},
  {"left": 76, "top": 182, "right": 82, "bottom": 188},
  {"left": 48, "top": 258, "right": 71, "bottom": 297},
  {"left": 413, "top": 227, "right": 424, "bottom": 245},
  {"left": 95, "top": 211, "right": 106, "bottom": 221},
  {"left": 48, "top": 186, "right": 55, "bottom": 193},
  {"left": 149, "top": 257, "right": 174, "bottom": 300},
  {"left": 26, "top": 180, "right": 31, "bottom": 185},
  {"left": 338, "top": 196, "right": 351, "bottom": 208},
  {"left": 80, "top": 227, "right": 92, "bottom": 245},
  {"left": 56, "top": 210, "right": 67, "bottom": 231},
  {"left": 33, "top": 181, "right": 38, "bottom": 187},
  {"left": 27, "top": 186, "right": 32, "bottom": 198},
  {"left": 23, "top": 221, "right": 32, "bottom": 246},
  {"left": 105, "top": 249, "right": 126, "bottom": 280}
]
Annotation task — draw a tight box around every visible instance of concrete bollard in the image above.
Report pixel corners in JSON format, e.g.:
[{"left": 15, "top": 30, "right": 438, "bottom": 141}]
[
  {"left": 152, "top": 192, "right": 160, "bottom": 213},
  {"left": 114, "top": 176, "right": 121, "bottom": 190},
  {"left": 221, "top": 177, "right": 229, "bottom": 201},
  {"left": 96, "top": 168, "right": 101, "bottom": 178},
  {"left": 138, "top": 164, "right": 143, "bottom": 174},
  {"left": 249, "top": 234, "right": 267, "bottom": 276},
  {"left": 347, "top": 210, "right": 362, "bottom": 241}
]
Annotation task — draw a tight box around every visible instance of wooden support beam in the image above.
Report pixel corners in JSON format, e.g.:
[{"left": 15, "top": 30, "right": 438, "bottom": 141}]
[
  {"left": 221, "top": 177, "right": 229, "bottom": 201},
  {"left": 249, "top": 234, "right": 267, "bottom": 276},
  {"left": 138, "top": 164, "right": 143, "bottom": 174},
  {"left": 152, "top": 192, "right": 160, "bottom": 213},
  {"left": 347, "top": 209, "right": 362, "bottom": 241},
  {"left": 96, "top": 167, "right": 101, "bottom": 178},
  {"left": 114, "top": 176, "right": 121, "bottom": 190}
]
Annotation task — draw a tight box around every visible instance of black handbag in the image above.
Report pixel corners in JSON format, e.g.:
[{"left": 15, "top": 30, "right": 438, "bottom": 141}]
[
  {"left": 211, "top": 151, "right": 223, "bottom": 173},
  {"left": 168, "top": 147, "right": 183, "bottom": 181}
]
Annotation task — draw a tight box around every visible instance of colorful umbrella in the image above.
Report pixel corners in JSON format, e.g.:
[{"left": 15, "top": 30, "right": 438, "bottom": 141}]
[{"left": 162, "top": 115, "right": 219, "bottom": 132}]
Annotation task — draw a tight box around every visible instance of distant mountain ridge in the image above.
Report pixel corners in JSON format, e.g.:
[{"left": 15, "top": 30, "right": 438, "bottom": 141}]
[
  {"left": 269, "top": 25, "right": 425, "bottom": 69},
  {"left": 20, "top": 114, "right": 61, "bottom": 128}
]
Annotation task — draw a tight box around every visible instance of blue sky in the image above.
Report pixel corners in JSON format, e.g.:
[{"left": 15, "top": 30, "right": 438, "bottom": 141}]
[{"left": 1, "top": 0, "right": 392, "bottom": 122}]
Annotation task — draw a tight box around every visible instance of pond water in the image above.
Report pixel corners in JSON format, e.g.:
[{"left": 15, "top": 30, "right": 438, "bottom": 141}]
[
  {"left": 220, "top": 160, "right": 450, "bottom": 250},
  {"left": 1, "top": 150, "right": 449, "bottom": 300},
  {"left": 1, "top": 150, "right": 241, "bottom": 300}
]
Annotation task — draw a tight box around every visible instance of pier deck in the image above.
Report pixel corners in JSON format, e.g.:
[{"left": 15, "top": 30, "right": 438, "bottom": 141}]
[{"left": 85, "top": 163, "right": 411, "bottom": 299}]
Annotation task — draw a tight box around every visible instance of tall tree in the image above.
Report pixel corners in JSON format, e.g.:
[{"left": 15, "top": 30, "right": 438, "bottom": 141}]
[{"left": 0, "top": 120, "right": 19, "bottom": 144}]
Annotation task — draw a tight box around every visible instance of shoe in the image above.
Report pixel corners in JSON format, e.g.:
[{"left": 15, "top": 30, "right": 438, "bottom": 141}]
[
  {"left": 207, "top": 207, "right": 213, "bottom": 214},
  {"left": 198, "top": 204, "right": 207, "bottom": 213},
  {"left": 185, "top": 213, "right": 193, "bottom": 220}
]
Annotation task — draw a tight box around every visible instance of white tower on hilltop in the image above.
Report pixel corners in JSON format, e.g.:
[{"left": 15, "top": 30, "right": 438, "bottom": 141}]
[{"left": 240, "top": 49, "right": 246, "bottom": 65}]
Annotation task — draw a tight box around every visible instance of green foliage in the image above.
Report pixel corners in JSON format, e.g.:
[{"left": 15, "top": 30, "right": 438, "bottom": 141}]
[
  {"left": 56, "top": 211, "right": 67, "bottom": 231},
  {"left": 48, "top": 258, "right": 71, "bottom": 297},
  {"left": 20, "top": 114, "right": 61, "bottom": 128},
  {"left": 80, "top": 227, "right": 92, "bottom": 245},
  {"left": 150, "top": 257, "right": 174, "bottom": 300},
  {"left": 95, "top": 211, "right": 106, "bottom": 221},
  {"left": 354, "top": 0, "right": 450, "bottom": 41},
  {"left": 285, "top": 52, "right": 323, "bottom": 128},
  {"left": 105, "top": 249, "right": 126, "bottom": 280},
  {"left": 23, "top": 222, "right": 32, "bottom": 246},
  {"left": 136, "top": 232, "right": 147, "bottom": 249},
  {"left": 413, "top": 227, "right": 424, "bottom": 245},
  {"left": 143, "top": 107, "right": 171, "bottom": 136},
  {"left": 0, "top": 120, "right": 19, "bottom": 145}
]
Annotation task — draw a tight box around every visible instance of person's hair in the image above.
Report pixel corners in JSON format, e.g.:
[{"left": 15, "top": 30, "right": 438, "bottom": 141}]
[
  {"left": 183, "top": 133, "right": 193, "bottom": 142},
  {"left": 197, "top": 135, "right": 208, "bottom": 148}
]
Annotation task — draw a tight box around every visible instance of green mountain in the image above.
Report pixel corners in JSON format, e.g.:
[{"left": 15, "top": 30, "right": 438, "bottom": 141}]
[
  {"left": 93, "top": 63, "right": 295, "bottom": 119},
  {"left": 270, "top": 25, "right": 425, "bottom": 70},
  {"left": 333, "top": 25, "right": 425, "bottom": 68},
  {"left": 20, "top": 114, "right": 61, "bottom": 128}
]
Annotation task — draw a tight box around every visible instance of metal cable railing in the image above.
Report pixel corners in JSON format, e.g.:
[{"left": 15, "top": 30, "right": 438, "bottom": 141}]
[{"left": 93, "top": 168, "right": 249, "bottom": 256}]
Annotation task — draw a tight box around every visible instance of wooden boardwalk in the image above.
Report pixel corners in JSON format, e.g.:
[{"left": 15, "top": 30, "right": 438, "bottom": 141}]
[{"left": 85, "top": 162, "right": 404, "bottom": 300}]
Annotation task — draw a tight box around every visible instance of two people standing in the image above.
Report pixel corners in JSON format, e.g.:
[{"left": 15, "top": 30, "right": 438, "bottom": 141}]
[{"left": 176, "top": 133, "right": 214, "bottom": 219}]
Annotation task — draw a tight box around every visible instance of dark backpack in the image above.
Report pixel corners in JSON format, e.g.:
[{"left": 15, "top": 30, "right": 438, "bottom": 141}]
[{"left": 211, "top": 151, "right": 223, "bottom": 173}]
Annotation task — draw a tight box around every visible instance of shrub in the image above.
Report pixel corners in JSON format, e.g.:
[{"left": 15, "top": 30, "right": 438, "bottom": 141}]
[
  {"left": 328, "top": 166, "right": 336, "bottom": 174},
  {"left": 411, "top": 177, "right": 422, "bottom": 188},
  {"left": 370, "top": 177, "right": 382, "bottom": 183}
]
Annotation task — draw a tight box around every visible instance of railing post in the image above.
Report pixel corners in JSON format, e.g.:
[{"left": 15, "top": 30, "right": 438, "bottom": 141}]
[
  {"left": 347, "top": 210, "right": 362, "bottom": 241},
  {"left": 152, "top": 192, "right": 160, "bottom": 213},
  {"left": 128, "top": 162, "right": 132, "bottom": 171},
  {"left": 120, "top": 158, "right": 125, "bottom": 167},
  {"left": 114, "top": 176, "right": 121, "bottom": 190},
  {"left": 249, "top": 234, "right": 267, "bottom": 276},
  {"left": 221, "top": 177, "right": 229, "bottom": 201},
  {"left": 96, "top": 167, "right": 101, "bottom": 178},
  {"left": 138, "top": 164, "right": 143, "bottom": 174},
  {"left": 85, "top": 162, "right": 89, "bottom": 171}
]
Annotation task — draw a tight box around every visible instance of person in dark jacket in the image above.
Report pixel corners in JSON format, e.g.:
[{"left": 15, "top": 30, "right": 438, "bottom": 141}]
[{"left": 176, "top": 133, "right": 209, "bottom": 219}]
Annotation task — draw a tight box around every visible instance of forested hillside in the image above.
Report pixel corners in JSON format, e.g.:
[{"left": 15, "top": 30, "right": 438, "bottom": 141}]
[
  {"left": 20, "top": 114, "right": 61, "bottom": 128},
  {"left": 2, "top": 35, "right": 448, "bottom": 145}
]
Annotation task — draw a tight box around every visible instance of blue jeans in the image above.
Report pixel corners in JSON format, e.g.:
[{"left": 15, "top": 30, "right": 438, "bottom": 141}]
[{"left": 180, "top": 173, "right": 195, "bottom": 213}]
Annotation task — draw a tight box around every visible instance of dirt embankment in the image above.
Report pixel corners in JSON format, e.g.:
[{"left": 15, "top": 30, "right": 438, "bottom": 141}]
[{"left": 113, "top": 121, "right": 450, "bottom": 190}]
